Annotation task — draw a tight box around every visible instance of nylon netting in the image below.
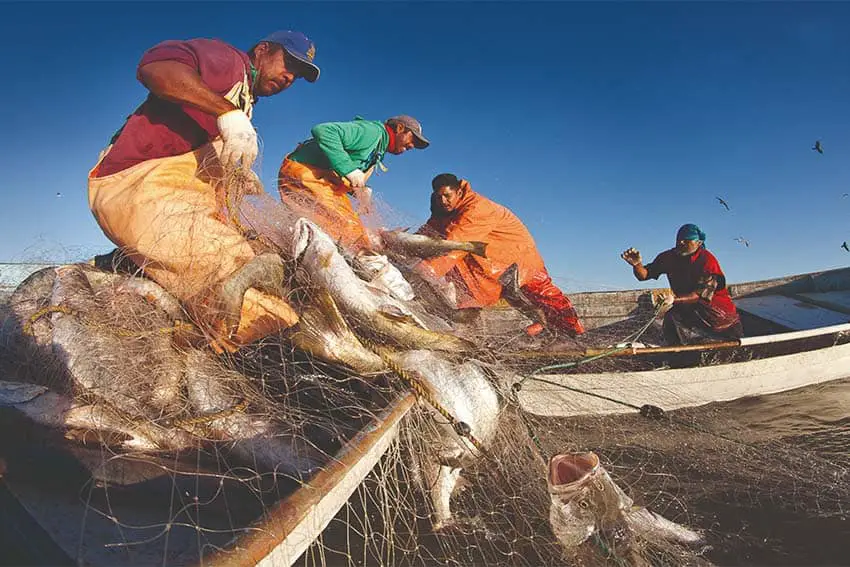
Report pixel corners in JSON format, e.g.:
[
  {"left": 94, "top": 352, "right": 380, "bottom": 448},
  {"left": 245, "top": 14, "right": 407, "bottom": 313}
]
[{"left": 0, "top": 175, "right": 847, "bottom": 567}]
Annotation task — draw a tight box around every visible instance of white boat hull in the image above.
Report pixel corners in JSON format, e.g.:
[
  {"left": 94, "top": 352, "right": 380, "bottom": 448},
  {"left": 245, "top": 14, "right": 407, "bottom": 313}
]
[{"left": 517, "top": 341, "right": 850, "bottom": 417}]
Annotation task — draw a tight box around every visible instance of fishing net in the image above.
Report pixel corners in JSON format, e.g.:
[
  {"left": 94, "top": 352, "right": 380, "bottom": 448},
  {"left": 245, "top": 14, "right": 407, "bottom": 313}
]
[{"left": 1, "top": 180, "right": 848, "bottom": 567}]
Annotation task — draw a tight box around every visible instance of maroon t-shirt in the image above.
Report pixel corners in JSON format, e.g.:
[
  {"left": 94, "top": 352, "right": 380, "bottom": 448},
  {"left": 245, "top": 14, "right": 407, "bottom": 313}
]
[
  {"left": 645, "top": 247, "right": 740, "bottom": 330},
  {"left": 95, "top": 38, "right": 254, "bottom": 177}
]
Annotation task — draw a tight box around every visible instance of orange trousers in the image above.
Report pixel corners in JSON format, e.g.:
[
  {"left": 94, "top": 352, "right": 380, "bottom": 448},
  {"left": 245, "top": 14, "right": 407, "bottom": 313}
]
[
  {"left": 88, "top": 142, "right": 299, "bottom": 352},
  {"left": 277, "top": 158, "right": 369, "bottom": 250}
]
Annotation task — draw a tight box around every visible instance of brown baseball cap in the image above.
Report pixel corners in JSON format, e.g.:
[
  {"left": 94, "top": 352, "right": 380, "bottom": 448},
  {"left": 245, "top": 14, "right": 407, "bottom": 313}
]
[{"left": 386, "top": 115, "right": 430, "bottom": 149}]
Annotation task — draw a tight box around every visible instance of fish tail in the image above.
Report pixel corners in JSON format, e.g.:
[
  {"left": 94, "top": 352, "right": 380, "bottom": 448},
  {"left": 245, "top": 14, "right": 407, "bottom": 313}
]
[{"left": 469, "top": 241, "right": 488, "bottom": 258}]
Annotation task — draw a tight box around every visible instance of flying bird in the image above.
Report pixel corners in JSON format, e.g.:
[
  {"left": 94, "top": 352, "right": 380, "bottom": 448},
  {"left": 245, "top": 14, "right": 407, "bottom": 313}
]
[
  {"left": 813, "top": 140, "right": 824, "bottom": 154},
  {"left": 733, "top": 237, "right": 750, "bottom": 248},
  {"left": 716, "top": 196, "right": 730, "bottom": 211},
  {"left": 55, "top": 192, "right": 62, "bottom": 198},
  {"left": 842, "top": 241, "right": 849, "bottom": 252},
  {"left": 843, "top": 193, "right": 848, "bottom": 198}
]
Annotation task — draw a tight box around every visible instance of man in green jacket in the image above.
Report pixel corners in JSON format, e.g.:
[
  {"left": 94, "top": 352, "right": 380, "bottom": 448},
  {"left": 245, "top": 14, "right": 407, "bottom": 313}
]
[{"left": 278, "top": 115, "right": 429, "bottom": 250}]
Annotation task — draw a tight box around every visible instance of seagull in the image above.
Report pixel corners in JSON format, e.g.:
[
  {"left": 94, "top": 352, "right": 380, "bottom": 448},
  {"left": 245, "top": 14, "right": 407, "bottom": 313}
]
[
  {"left": 734, "top": 237, "right": 750, "bottom": 247},
  {"left": 55, "top": 192, "right": 62, "bottom": 198},
  {"left": 843, "top": 193, "right": 848, "bottom": 198},
  {"left": 716, "top": 196, "right": 730, "bottom": 211},
  {"left": 813, "top": 140, "right": 824, "bottom": 154},
  {"left": 842, "top": 241, "right": 849, "bottom": 252}
]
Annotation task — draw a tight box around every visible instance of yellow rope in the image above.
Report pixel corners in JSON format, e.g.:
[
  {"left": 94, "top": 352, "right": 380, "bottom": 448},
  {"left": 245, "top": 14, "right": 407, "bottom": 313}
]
[
  {"left": 24, "top": 304, "right": 198, "bottom": 339},
  {"left": 169, "top": 398, "right": 249, "bottom": 428},
  {"left": 361, "top": 338, "right": 489, "bottom": 456}
]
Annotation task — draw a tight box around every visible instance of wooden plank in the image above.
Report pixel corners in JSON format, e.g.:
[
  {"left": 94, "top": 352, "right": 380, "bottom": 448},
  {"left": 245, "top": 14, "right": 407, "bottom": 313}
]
[
  {"left": 734, "top": 295, "right": 849, "bottom": 331},
  {"left": 516, "top": 342, "right": 850, "bottom": 417},
  {"left": 208, "top": 392, "right": 417, "bottom": 567}
]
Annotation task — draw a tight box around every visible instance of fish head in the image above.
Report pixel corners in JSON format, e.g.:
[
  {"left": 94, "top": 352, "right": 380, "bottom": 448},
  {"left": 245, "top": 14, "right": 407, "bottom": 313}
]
[{"left": 547, "top": 452, "right": 631, "bottom": 548}]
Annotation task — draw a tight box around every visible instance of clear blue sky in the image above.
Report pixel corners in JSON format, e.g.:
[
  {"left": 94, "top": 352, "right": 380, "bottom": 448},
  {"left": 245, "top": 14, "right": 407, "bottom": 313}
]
[{"left": 1, "top": 2, "right": 849, "bottom": 291}]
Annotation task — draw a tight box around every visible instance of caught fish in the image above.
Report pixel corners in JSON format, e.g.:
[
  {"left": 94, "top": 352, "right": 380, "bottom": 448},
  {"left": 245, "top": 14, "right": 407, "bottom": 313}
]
[
  {"left": 292, "top": 219, "right": 476, "bottom": 353},
  {"left": 48, "top": 264, "right": 184, "bottom": 415},
  {"left": 183, "top": 350, "right": 325, "bottom": 477},
  {"left": 0, "top": 379, "right": 198, "bottom": 452},
  {"left": 548, "top": 451, "right": 702, "bottom": 550},
  {"left": 390, "top": 350, "right": 502, "bottom": 529},
  {"left": 379, "top": 229, "right": 488, "bottom": 259},
  {"left": 289, "top": 288, "right": 387, "bottom": 375}
]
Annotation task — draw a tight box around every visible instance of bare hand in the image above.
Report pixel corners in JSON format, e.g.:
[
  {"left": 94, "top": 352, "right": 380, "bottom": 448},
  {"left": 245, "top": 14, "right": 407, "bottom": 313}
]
[
  {"left": 355, "top": 186, "right": 373, "bottom": 215},
  {"left": 652, "top": 289, "right": 676, "bottom": 315},
  {"left": 621, "top": 247, "right": 643, "bottom": 266}
]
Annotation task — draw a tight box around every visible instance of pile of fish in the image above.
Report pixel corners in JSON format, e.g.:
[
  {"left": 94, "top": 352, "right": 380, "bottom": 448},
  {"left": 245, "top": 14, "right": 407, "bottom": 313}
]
[{"left": 0, "top": 212, "right": 706, "bottom": 563}]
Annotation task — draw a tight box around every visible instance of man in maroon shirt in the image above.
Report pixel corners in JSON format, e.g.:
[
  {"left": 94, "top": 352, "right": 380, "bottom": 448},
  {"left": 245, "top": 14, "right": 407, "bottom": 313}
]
[
  {"left": 621, "top": 223, "right": 743, "bottom": 345},
  {"left": 88, "top": 31, "right": 320, "bottom": 352}
]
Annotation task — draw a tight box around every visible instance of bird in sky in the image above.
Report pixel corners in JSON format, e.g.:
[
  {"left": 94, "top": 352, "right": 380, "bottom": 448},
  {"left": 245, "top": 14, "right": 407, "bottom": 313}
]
[
  {"left": 716, "top": 196, "right": 730, "bottom": 211},
  {"left": 843, "top": 193, "right": 848, "bottom": 198},
  {"left": 55, "top": 192, "right": 62, "bottom": 198},
  {"left": 734, "top": 237, "right": 750, "bottom": 248},
  {"left": 842, "top": 241, "right": 849, "bottom": 252},
  {"left": 813, "top": 140, "right": 824, "bottom": 154}
]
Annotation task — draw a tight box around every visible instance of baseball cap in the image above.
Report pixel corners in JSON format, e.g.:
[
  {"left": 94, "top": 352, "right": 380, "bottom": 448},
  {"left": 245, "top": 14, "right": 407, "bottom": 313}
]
[
  {"left": 386, "top": 115, "right": 430, "bottom": 149},
  {"left": 261, "top": 30, "right": 320, "bottom": 82}
]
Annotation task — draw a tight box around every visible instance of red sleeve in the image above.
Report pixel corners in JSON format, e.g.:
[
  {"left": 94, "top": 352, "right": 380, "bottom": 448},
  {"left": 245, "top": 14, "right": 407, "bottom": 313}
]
[
  {"left": 698, "top": 251, "right": 727, "bottom": 287},
  {"left": 138, "top": 38, "right": 247, "bottom": 92}
]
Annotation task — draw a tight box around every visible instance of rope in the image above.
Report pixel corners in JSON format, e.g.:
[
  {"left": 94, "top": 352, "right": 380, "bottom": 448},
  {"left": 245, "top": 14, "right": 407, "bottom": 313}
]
[
  {"left": 359, "top": 337, "right": 490, "bottom": 457},
  {"left": 224, "top": 172, "right": 284, "bottom": 255},
  {"left": 169, "top": 398, "right": 249, "bottom": 428},
  {"left": 24, "top": 304, "right": 197, "bottom": 339}
]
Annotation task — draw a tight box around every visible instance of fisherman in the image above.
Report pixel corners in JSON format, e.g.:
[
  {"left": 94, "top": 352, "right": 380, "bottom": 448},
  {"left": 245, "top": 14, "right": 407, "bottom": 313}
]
[
  {"left": 277, "top": 115, "right": 429, "bottom": 251},
  {"left": 621, "top": 223, "right": 743, "bottom": 345},
  {"left": 87, "top": 31, "right": 320, "bottom": 353},
  {"left": 414, "top": 174, "right": 584, "bottom": 338}
]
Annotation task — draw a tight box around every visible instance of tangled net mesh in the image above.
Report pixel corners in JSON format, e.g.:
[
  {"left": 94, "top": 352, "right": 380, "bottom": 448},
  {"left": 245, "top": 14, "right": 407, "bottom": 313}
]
[{"left": 0, "top": 172, "right": 848, "bottom": 567}]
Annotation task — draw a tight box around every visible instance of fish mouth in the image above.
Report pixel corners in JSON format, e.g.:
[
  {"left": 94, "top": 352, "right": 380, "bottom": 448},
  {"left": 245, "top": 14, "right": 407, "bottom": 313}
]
[
  {"left": 291, "top": 219, "right": 315, "bottom": 264},
  {"left": 548, "top": 451, "right": 600, "bottom": 492}
]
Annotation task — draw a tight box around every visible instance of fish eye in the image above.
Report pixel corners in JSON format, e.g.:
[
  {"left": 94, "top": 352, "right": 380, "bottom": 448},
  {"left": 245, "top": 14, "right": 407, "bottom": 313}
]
[{"left": 578, "top": 499, "right": 590, "bottom": 509}]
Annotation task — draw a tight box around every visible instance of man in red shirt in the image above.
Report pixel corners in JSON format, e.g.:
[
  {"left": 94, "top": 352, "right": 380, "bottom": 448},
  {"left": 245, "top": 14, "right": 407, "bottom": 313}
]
[
  {"left": 621, "top": 223, "right": 743, "bottom": 345},
  {"left": 88, "top": 31, "right": 320, "bottom": 352}
]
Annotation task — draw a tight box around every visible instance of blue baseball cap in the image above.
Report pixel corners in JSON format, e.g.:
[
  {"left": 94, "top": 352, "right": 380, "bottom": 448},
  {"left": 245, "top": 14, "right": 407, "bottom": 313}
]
[{"left": 261, "top": 30, "right": 320, "bottom": 82}]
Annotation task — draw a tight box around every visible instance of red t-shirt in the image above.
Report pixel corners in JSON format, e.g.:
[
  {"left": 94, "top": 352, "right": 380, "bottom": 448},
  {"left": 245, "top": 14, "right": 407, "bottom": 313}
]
[
  {"left": 95, "top": 38, "right": 254, "bottom": 177},
  {"left": 645, "top": 247, "right": 740, "bottom": 330}
]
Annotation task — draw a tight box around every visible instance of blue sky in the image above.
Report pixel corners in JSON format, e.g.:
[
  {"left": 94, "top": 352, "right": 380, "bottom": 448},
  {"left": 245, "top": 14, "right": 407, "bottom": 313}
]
[{"left": 1, "top": 2, "right": 849, "bottom": 291}]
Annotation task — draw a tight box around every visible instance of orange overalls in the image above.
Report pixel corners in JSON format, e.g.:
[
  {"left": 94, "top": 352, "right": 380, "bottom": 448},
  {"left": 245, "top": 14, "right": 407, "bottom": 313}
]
[
  {"left": 418, "top": 182, "right": 584, "bottom": 336},
  {"left": 277, "top": 159, "right": 372, "bottom": 251}
]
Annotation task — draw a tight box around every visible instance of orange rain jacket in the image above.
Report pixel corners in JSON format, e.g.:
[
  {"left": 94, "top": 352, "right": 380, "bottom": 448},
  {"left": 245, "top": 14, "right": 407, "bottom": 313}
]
[{"left": 418, "top": 181, "right": 547, "bottom": 308}]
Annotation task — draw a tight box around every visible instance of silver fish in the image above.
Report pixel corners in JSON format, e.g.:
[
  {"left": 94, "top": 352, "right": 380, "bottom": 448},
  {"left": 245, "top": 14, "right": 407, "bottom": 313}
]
[
  {"left": 390, "top": 350, "right": 502, "bottom": 529},
  {"left": 292, "top": 219, "right": 476, "bottom": 353},
  {"left": 548, "top": 451, "right": 703, "bottom": 550},
  {"left": 379, "top": 229, "right": 488, "bottom": 259},
  {"left": 0, "top": 379, "right": 198, "bottom": 452}
]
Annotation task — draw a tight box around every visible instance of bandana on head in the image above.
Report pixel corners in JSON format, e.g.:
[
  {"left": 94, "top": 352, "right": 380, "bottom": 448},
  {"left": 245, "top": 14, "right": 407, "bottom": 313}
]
[{"left": 676, "top": 223, "right": 706, "bottom": 243}]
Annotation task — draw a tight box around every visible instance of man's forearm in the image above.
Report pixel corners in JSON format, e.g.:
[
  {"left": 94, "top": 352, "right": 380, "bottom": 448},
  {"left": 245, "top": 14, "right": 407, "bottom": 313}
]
[
  {"left": 139, "top": 61, "right": 236, "bottom": 117},
  {"left": 632, "top": 263, "right": 649, "bottom": 281}
]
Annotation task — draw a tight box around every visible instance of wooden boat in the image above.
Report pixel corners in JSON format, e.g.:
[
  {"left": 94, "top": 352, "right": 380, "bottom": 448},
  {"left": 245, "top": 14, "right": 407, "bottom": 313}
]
[
  {"left": 1, "top": 263, "right": 849, "bottom": 565},
  {"left": 509, "top": 266, "right": 850, "bottom": 417}
]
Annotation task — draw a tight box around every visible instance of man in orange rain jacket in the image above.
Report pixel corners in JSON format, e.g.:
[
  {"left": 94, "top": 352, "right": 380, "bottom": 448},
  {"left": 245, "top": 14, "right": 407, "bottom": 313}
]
[{"left": 415, "top": 173, "right": 584, "bottom": 337}]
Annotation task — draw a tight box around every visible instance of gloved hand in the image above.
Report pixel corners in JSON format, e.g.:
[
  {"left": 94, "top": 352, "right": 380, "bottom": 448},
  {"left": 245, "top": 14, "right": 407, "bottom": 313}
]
[
  {"left": 217, "top": 109, "right": 258, "bottom": 170},
  {"left": 354, "top": 186, "right": 373, "bottom": 215},
  {"left": 345, "top": 168, "right": 367, "bottom": 188}
]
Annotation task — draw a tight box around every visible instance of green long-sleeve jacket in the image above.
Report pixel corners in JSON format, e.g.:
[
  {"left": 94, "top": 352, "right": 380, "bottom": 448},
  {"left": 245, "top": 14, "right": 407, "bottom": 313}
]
[{"left": 286, "top": 117, "right": 389, "bottom": 177}]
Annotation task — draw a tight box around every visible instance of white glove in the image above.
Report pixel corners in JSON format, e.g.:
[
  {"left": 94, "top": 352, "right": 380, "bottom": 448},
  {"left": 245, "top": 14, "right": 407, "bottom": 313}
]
[
  {"left": 345, "top": 168, "right": 366, "bottom": 188},
  {"left": 217, "top": 109, "right": 258, "bottom": 170}
]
